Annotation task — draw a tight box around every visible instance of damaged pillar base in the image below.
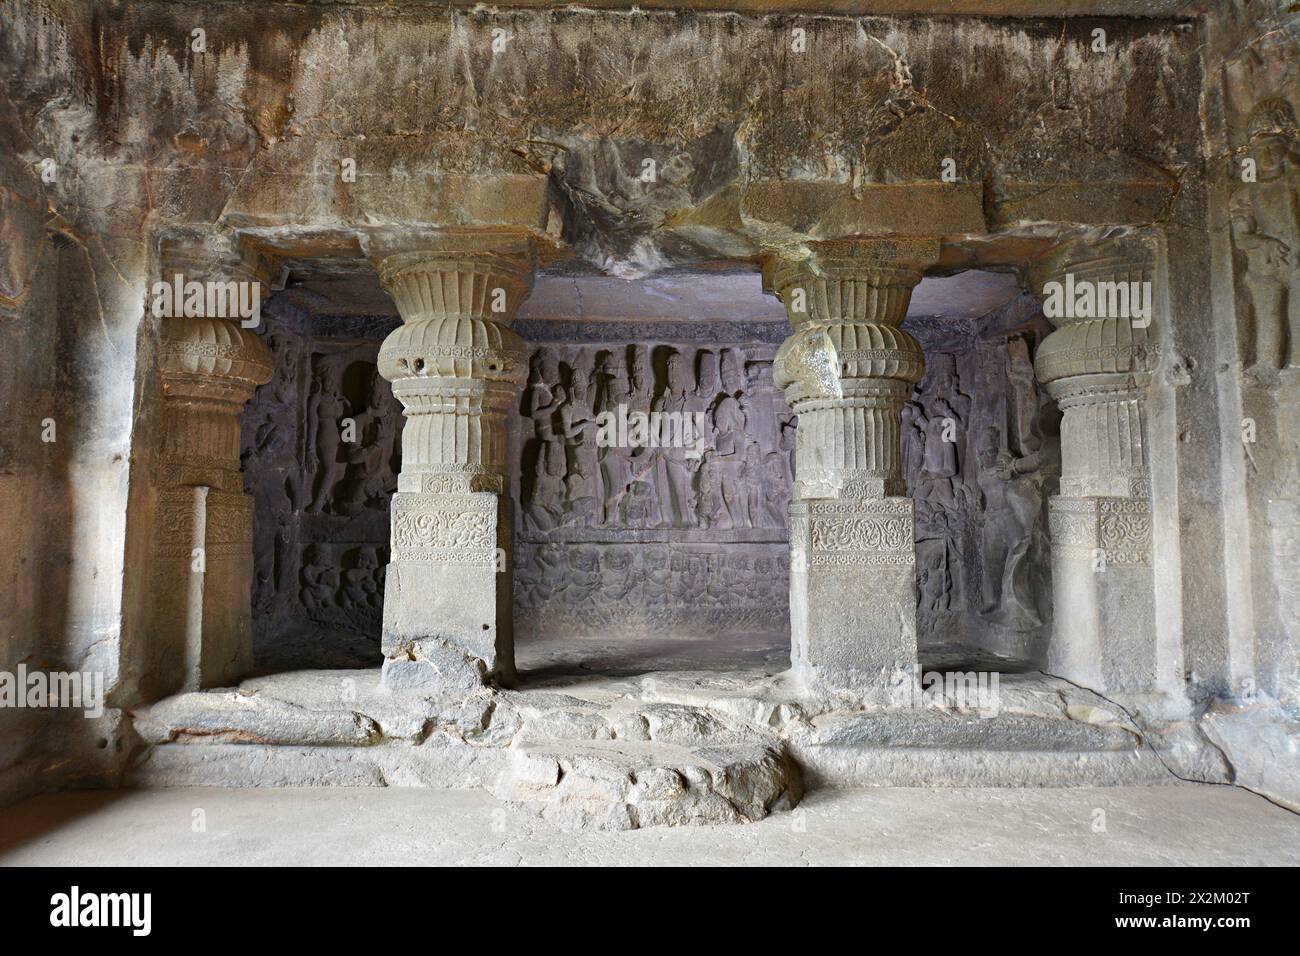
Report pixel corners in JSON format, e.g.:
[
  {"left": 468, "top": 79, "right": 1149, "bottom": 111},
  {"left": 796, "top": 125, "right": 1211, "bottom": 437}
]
[
  {"left": 789, "top": 497, "right": 917, "bottom": 701},
  {"left": 1047, "top": 495, "right": 1156, "bottom": 694},
  {"left": 380, "top": 491, "right": 514, "bottom": 693}
]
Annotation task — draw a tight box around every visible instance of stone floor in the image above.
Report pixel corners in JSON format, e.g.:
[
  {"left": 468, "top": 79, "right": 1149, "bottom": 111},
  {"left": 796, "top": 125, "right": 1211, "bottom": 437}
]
[
  {"left": 2, "top": 784, "right": 1297, "bottom": 866},
  {"left": 252, "top": 629, "right": 1041, "bottom": 681}
]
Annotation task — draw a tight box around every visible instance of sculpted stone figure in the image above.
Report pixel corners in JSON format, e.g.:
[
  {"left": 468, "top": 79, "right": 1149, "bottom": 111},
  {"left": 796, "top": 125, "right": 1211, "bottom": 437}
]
[
  {"left": 560, "top": 369, "right": 600, "bottom": 526},
  {"left": 627, "top": 345, "right": 653, "bottom": 413},
  {"left": 524, "top": 349, "right": 562, "bottom": 433},
  {"left": 593, "top": 350, "right": 633, "bottom": 523},
  {"left": 526, "top": 442, "right": 569, "bottom": 532},
  {"left": 763, "top": 451, "right": 790, "bottom": 528},
  {"left": 600, "top": 547, "right": 639, "bottom": 603},
  {"left": 1229, "top": 98, "right": 1300, "bottom": 372},
  {"left": 620, "top": 478, "right": 660, "bottom": 526},
  {"left": 335, "top": 370, "right": 400, "bottom": 515},
  {"left": 300, "top": 544, "right": 341, "bottom": 615},
  {"left": 306, "top": 361, "right": 349, "bottom": 513},
  {"left": 908, "top": 358, "right": 972, "bottom": 510},
  {"left": 710, "top": 386, "right": 748, "bottom": 526},
  {"left": 738, "top": 441, "right": 763, "bottom": 529},
  {"left": 653, "top": 352, "right": 697, "bottom": 526},
  {"left": 694, "top": 451, "right": 728, "bottom": 529},
  {"left": 976, "top": 415, "right": 1057, "bottom": 631},
  {"left": 692, "top": 350, "right": 722, "bottom": 417},
  {"left": 342, "top": 547, "right": 382, "bottom": 611}
]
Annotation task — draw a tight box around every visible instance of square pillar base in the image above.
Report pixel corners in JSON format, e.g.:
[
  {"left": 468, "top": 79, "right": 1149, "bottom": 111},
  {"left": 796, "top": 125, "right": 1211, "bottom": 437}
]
[
  {"left": 381, "top": 491, "right": 514, "bottom": 693},
  {"left": 153, "top": 487, "right": 255, "bottom": 694},
  {"left": 1047, "top": 496, "right": 1156, "bottom": 694},
  {"left": 789, "top": 497, "right": 917, "bottom": 700}
]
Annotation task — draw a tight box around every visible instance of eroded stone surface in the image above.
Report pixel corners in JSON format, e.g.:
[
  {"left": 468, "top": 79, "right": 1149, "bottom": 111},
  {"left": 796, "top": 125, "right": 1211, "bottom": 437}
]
[
  {"left": 1, "top": 0, "right": 1297, "bottom": 827},
  {"left": 122, "top": 667, "right": 1224, "bottom": 828}
]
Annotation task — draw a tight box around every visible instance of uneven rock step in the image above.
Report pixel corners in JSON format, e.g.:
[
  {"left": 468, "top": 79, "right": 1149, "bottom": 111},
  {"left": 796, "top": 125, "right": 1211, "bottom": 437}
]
[
  {"left": 491, "top": 739, "right": 801, "bottom": 831},
  {"left": 133, "top": 691, "right": 383, "bottom": 746},
  {"left": 127, "top": 738, "right": 510, "bottom": 790},
  {"left": 126, "top": 669, "right": 1187, "bottom": 812},
  {"left": 788, "top": 711, "right": 1171, "bottom": 787}
]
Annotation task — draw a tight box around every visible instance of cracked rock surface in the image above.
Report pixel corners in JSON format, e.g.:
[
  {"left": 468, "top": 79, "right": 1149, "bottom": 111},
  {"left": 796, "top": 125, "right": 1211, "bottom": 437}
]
[{"left": 124, "top": 665, "right": 1201, "bottom": 828}]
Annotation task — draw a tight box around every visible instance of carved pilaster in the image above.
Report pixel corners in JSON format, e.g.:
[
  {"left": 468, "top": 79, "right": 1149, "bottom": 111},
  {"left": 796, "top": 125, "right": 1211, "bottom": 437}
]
[
  {"left": 374, "top": 237, "right": 535, "bottom": 692},
  {"left": 1027, "top": 233, "right": 1159, "bottom": 693},
  {"left": 768, "top": 238, "right": 938, "bottom": 699},
  {"left": 151, "top": 233, "right": 276, "bottom": 694}
]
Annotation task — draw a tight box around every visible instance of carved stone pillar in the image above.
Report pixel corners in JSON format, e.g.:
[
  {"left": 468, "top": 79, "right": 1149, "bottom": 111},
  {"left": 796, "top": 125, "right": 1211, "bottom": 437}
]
[
  {"left": 152, "top": 234, "right": 275, "bottom": 694},
  {"left": 768, "top": 238, "right": 937, "bottom": 699},
  {"left": 374, "top": 238, "right": 534, "bottom": 692},
  {"left": 1029, "top": 235, "right": 1159, "bottom": 694}
]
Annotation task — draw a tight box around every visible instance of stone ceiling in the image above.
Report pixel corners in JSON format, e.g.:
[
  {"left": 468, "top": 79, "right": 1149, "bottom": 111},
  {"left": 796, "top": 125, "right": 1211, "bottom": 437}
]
[
  {"left": 271, "top": 259, "right": 1023, "bottom": 326},
  {"left": 257, "top": 1, "right": 1208, "bottom": 16}
]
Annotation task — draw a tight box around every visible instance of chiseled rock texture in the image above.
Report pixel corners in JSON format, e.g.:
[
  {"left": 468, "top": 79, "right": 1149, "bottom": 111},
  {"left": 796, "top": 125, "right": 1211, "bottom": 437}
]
[
  {"left": 0, "top": 0, "right": 1297, "bottom": 822},
  {"left": 1201, "top": 697, "right": 1300, "bottom": 813},
  {"left": 121, "top": 667, "right": 1215, "bottom": 829}
]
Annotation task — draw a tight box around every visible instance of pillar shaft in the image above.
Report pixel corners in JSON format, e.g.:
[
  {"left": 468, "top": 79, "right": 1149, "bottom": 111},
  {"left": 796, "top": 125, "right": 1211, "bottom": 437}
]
[
  {"left": 1030, "top": 235, "right": 1159, "bottom": 694},
  {"left": 151, "top": 234, "right": 274, "bottom": 694},
  {"left": 769, "top": 238, "right": 937, "bottom": 699},
  {"left": 374, "top": 241, "right": 534, "bottom": 692}
]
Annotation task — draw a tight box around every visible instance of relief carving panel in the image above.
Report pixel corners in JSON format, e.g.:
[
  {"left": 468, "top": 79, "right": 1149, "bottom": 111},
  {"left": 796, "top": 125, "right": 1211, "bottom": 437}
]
[
  {"left": 902, "top": 305, "right": 1061, "bottom": 662},
  {"left": 512, "top": 333, "right": 795, "bottom": 639}
]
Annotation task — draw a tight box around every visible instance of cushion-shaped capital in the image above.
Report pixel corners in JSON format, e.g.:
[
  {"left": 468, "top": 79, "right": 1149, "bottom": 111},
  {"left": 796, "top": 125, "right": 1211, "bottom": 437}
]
[
  {"left": 378, "top": 315, "right": 528, "bottom": 385},
  {"left": 158, "top": 316, "right": 273, "bottom": 393},
  {"left": 1034, "top": 316, "right": 1155, "bottom": 384}
]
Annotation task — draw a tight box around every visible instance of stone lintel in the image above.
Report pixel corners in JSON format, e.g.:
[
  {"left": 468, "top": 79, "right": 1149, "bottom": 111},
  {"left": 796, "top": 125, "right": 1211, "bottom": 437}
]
[
  {"left": 990, "top": 180, "right": 1177, "bottom": 234},
  {"left": 740, "top": 181, "right": 984, "bottom": 251}
]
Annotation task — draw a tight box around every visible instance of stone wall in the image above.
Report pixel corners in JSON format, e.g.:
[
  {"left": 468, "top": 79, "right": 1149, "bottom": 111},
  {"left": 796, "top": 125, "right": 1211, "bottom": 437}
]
[
  {"left": 241, "top": 307, "right": 401, "bottom": 670},
  {"left": 239, "top": 295, "right": 1058, "bottom": 664}
]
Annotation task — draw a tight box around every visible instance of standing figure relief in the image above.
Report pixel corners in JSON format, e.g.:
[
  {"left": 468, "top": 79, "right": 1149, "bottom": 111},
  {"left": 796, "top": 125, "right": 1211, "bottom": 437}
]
[
  {"left": 518, "top": 342, "right": 792, "bottom": 535},
  {"left": 1229, "top": 97, "right": 1300, "bottom": 373}
]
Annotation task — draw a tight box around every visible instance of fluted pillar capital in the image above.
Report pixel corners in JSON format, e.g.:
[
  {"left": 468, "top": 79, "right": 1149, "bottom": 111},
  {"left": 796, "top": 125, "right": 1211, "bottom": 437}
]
[
  {"left": 1026, "top": 232, "right": 1159, "bottom": 386},
  {"left": 767, "top": 238, "right": 937, "bottom": 501},
  {"left": 765, "top": 237, "right": 939, "bottom": 330},
  {"left": 372, "top": 236, "right": 538, "bottom": 496}
]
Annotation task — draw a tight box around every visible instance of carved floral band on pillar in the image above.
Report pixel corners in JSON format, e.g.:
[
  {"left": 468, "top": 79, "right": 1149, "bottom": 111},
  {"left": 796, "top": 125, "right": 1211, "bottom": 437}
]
[
  {"left": 1027, "top": 231, "right": 1160, "bottom": 694},
  {"left": 152, "top": 233, "right": 276, "bottom": 694},
  {"left": 765, "top": 237, "right": 939, "bottom": 700},
  {"left": 373, "top": 236, "right": 536, "bottom": 692}
]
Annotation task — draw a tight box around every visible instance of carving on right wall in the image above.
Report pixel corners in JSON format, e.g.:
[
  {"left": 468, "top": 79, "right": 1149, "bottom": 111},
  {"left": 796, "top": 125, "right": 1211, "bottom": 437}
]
[
  {"left": 903, "top": 304, "right": 1060, "bottom": 665},
  {"left": 1228, "top": 96, "right": 1300, "bottom": 375}
]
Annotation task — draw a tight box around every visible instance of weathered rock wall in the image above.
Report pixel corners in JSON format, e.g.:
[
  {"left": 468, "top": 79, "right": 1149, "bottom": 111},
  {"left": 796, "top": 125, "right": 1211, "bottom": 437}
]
[
  {"left": 239, "top": 304, "right": 401, "bottom": 671},
  {"left": 2, "top": 0, "right": 1294, "bottom": 801}
]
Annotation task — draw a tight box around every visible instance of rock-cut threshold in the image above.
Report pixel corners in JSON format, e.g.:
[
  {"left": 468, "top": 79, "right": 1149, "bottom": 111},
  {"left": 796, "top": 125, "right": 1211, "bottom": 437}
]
[{"left": 123, "top": 666, "right": 1186, "bottom": 831}]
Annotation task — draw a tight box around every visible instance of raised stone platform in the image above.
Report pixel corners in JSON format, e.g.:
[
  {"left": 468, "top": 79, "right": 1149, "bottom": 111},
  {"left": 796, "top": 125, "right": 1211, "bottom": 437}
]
[{"left": 123, "top": 660, "right": 1198, "bottom": 829}]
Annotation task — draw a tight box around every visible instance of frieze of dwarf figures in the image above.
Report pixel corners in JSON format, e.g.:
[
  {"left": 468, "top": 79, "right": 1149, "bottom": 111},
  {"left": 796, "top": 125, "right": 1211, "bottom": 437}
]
[{"left": 514, "top": 541, "right": 790, "bottom": 617}]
